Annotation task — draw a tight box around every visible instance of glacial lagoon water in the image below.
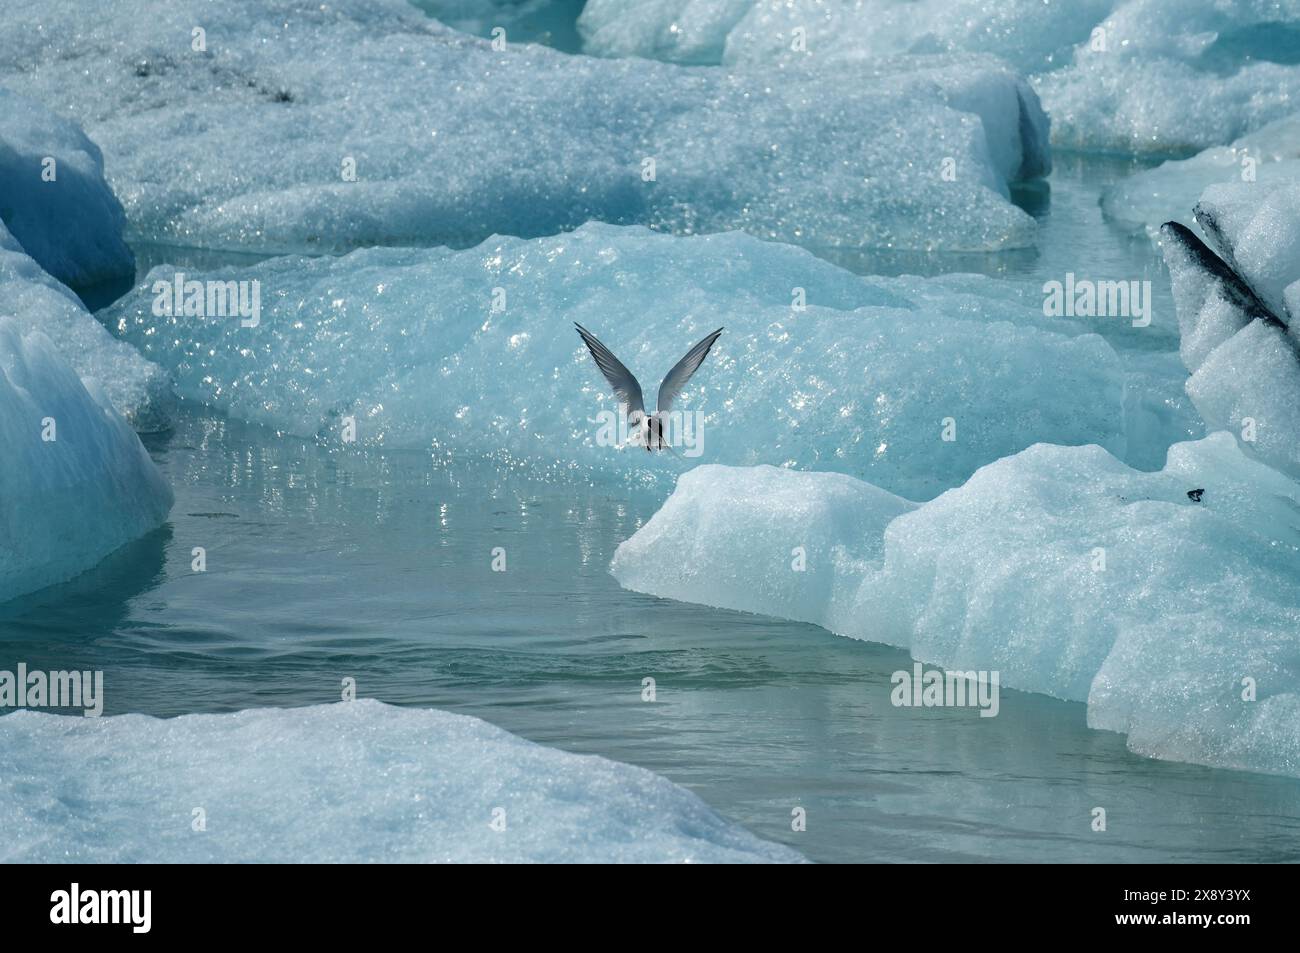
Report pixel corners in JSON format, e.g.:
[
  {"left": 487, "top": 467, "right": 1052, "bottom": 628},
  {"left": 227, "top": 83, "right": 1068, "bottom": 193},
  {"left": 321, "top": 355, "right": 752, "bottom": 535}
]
[{"left": 4, "top": 156, "right": 1299, "bottom": 863}]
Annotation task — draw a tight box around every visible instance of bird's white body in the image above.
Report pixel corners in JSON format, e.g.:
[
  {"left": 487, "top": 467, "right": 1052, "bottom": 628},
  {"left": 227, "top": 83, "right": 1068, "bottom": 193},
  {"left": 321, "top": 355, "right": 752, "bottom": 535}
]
[
  {"left": 629, "top": 412, "right": 666, "bottom": 451},
  {"left": 575, "top": 323, "right": 724, "bottom": 455}
]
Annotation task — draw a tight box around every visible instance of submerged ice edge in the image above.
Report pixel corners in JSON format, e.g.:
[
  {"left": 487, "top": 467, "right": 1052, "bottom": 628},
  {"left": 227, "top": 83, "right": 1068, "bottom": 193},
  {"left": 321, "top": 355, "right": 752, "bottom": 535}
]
[
  {"left": 611, "top": 435, "right": 1300, "bottom": 781},
  {"left": 0, "top": 698, "right": 806, "bottom": 864}
]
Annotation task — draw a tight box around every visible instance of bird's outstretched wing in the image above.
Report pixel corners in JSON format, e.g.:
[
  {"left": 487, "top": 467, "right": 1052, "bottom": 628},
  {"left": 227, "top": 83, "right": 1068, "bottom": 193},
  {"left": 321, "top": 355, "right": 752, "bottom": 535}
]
[
  {"left": 657, "top": 327, "right": 723, "bottom": 413},
  {"left": 574, "top": 323, "right": 645, "bottom": 418}
]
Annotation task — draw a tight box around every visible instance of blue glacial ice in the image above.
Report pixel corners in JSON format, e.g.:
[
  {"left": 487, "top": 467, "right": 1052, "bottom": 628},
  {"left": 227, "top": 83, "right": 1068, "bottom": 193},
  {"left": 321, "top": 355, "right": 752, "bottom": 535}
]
[
  {"left": 1160, "top": 180, "right": 1300, "bottom": 476},
  {"left": 612, "top": 433, "right": 1300, "bottom": 778},
  {"left": 0, "top": 0, "right": 1047, "bottom": 254},
  {"left": 0, "top": 87, "right": 133, "bottom": 288},
  {"left": 0, "top": 318, "right": 173, "bottom": 605},
  {"left": 0, "top": 699, "right": 804, "bottom": 863},
  {"left": 0, "top": 220, "right": 171, "bottom": 431},
  {"left": 0, "top": 89, "right": 169, "bottom": 428},
  {"left": 0, "top": 85, "right": 172, "bottom": 604},
  {"left": 579, "top": 0, "right": 1300, "bottom": 154},
  {"left": 102, "top": 223, "right": 1135, "bottom": 499}
]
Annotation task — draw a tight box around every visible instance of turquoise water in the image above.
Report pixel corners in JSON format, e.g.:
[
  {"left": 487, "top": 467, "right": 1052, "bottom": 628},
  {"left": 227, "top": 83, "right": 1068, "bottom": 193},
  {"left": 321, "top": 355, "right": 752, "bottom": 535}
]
[{"left": 6, "top": 157, "right": 1299, "bottom": 863}]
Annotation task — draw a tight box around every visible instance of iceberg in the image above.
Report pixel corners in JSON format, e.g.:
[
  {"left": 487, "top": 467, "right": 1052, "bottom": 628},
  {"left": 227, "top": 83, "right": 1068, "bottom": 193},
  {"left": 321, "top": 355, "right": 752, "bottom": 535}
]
[
  {"left": 0, "top": 699, "right": 804, "bottom": 863},
  {"left": 0, "top": 87, "right": 134, "bottom": 289},
  {"left": 0, "top": 318, "right": 173, "bottom": 605},
  {"left": 102, "top": 223, "right": 1130, "bottom": 499},
  {"left": 1160, "top": 181, "right": 1300, "bottom": 475},
  {"left": 579, "top": 0, "right": 1300, "bottom": 154},
  {"left": 0, "top": 0, "right": 1045, "bottom": 254},
  {"left": 612, "top": 433, "right": 1300, "bottom": 778},
  {"left": 0, "top": 220, "right": 172, "bottom": 431}
]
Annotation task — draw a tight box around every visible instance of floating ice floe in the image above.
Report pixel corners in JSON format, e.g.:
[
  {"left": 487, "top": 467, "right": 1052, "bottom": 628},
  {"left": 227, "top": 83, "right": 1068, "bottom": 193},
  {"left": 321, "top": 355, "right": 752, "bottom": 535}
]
[
  {"left": 0, "top": 0, "right": 1046, "bottom": 254},
  {"left": 1103, "top": 113, "right": 1300, "bottom": 239},
  {"left": 0, "top": 318, "right": 172, "bottom": 605},
  {"left": 102, "top": 223, "right": 1136, "bottom": 499},
  {"left": 579, "top": 0, "right": 1300, "bottom": 154},
  {"left": 0, "top": 220, "right": 171, "bottom": 431},
  {"left": 612, "top": 433, "right": 1300, "bottom": 778},
  {"left": 1160, "top": 181, "right": 1300, "bottom": 475},
  {"left": 0, "top": 699, "right": 804, "bottom": 863},
  {"left": 0, "top": 87, "right": 133, "bottom": 289}
]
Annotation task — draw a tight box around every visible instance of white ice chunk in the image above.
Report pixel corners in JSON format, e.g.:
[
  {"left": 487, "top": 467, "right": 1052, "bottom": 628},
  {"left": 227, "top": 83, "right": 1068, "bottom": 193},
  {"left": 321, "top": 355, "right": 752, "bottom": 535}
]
[
  {"left": 1160, "top": 182, "right": 1300, "bottom": 477},
  {"left": 1039, "top": 62, "right": 1300, "bottom": 157},
  {"left": 1087, "top": 435, "right": 1300, "bottom": 776},
  {"left": 1158, "top": 219, "right": 1255, "bottom": 373},
  {"left": 611, "top": 464, "right": 915, "bottom": 625},
  {"left": 103, "top": 224, "right": 1127, "bottom": 499},
  {"left": 1102, "top": 114, "right": 1300, "bottom": 242},
  {"left": 0, "top": 87, "right": 133, "bottom": 288},
  {"left": 0, "top": 318, "right": 172, "bottom": 605},
  {"left": 1036, "top": 0, "right": 1300, "bottom": 154},
  {"left": 579, "top": 0, "right": 754, "bottom": 65},
  {"left": 0, "top": 0, "right": 1045, "bottom": 254},
  {"left": 0, "top": 220, "right": 171, "bottom": 431},
  {"left": 613, "top": 433, "right": 1300, "bottom": 778},
  {"left": 0, "top": 699, "right": 804, "bottom": 863},
  {"left": 581, "top": 0, "right": 1300, "bottom": 154},
  {"left": 1195, "top": 181, "right": 1300, "bottom": 324},
  {"left": 1185, "top": 320, "right": 1300, "bottom": 475}
]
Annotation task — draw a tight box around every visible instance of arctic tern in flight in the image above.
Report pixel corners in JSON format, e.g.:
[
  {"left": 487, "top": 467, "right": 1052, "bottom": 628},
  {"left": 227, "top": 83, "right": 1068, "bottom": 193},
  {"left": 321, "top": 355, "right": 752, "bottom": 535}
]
[{"left": 575, "top": 323, "right": 723, "bottom": 452}]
